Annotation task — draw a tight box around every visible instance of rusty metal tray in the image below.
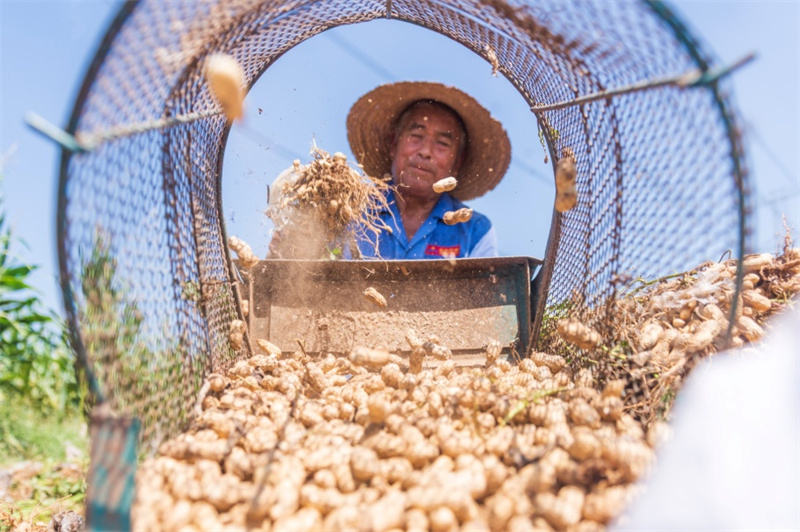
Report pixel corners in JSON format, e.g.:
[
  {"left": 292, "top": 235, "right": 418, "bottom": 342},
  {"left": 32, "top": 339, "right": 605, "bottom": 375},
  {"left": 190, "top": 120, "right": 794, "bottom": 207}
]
[{"left": 239, "top": 257, "right": 542, "bottom": 361}]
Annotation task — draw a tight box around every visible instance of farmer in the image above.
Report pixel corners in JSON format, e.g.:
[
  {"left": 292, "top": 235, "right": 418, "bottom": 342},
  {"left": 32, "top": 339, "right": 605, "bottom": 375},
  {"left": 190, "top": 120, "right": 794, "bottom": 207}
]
[{"left": 346, "top": 81, "right": 511, "bottom": 259}]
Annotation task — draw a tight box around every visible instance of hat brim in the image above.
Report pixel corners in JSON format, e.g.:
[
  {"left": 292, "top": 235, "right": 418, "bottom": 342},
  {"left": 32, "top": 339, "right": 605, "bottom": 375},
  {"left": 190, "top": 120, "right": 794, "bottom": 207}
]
[{"left": 346, "top": 82, "right": 511, "bottom": 201}]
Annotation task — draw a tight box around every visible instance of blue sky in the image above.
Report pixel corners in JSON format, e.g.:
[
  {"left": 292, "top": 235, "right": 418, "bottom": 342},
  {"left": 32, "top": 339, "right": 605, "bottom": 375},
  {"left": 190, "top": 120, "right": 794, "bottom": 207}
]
[{"left": 1, "top": 0, "right": 798, "bottom": 314}]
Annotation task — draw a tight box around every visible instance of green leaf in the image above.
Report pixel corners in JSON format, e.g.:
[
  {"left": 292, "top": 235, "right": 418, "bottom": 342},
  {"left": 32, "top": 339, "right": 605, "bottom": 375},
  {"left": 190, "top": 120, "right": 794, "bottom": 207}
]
[
  {"left": 0, "top": 274, "right": 32, "bottom": 291},
  {"left": 0, "top": 176, "right": 79, "bottom": 414}
]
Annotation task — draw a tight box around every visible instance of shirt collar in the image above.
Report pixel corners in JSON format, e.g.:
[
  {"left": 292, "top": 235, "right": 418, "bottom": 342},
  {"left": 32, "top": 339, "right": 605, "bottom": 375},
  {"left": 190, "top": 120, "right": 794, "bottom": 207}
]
[
  {"left": 379, "top": 190, "right": 459, "bottom": 248},
  {"left": 429, "top": 192, "right": 458, "bottom": 220}
]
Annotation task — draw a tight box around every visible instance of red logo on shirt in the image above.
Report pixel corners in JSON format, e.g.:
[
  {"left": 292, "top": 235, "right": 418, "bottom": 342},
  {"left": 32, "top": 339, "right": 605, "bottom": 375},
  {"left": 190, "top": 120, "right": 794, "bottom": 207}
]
[{"left": 425, "top": 244, "right": 461, "bottom": 257}]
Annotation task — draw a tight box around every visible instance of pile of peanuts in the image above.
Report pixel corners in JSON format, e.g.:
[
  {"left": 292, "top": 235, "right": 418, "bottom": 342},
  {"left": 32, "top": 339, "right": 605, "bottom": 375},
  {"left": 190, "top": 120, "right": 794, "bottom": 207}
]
[
  {"left": 613, "top": 250, "right": 799, "bottom": 377},
  {"left": 551, "top": 249, "right": 800, "bottom": 428},
  {"left": 132, "top": 250, "right": 799, "bottom": 531},
  {"left": 133, "top": 334, "right": 662, "bottom": 531}
]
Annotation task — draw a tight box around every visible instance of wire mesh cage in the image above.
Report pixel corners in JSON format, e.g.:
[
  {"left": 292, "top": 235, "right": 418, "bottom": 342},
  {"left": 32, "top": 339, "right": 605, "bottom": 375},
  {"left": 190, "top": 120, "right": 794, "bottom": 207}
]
[{"left": 58, "top": 0, "right": 751, "bottom": 453}]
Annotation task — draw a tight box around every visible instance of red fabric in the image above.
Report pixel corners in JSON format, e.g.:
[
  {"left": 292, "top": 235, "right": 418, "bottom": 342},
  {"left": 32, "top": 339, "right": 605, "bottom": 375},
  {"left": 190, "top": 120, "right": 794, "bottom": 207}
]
[{"left": 424, "top": 244, "right": 461, "bottom": 257}]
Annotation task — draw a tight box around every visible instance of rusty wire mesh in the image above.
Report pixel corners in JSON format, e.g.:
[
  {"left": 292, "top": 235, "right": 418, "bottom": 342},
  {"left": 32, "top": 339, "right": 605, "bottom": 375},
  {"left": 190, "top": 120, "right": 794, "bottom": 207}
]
[{"left": 58, "top": 0, "right": 750, "bottom": 452}]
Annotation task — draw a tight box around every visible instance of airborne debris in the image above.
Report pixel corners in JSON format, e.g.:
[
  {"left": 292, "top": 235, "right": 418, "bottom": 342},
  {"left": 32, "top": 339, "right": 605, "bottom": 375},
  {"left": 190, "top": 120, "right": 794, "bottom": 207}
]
[
  {"left": 422, "top": 341, "right": 452, "bottom": 361},
  {"left": 484, "top": 43, "right": 500, "bottom": 76},
  {"left": 363, "top": 286, "right": 387, "bottom": 308},
  {"left": 443, "top": 208, "right": 473, "bottom": 226},
  {"left": 228, "top": 319, "right": 245, "bottom": 351},
  {"left": 432, "top": 177, "right": 458, "bottom": 193},
  {"left": 256, "top": 338, "right": 281, "bottom": 357},
  {"left": 266, "top": 146, "right": 394, "bottom": 260},
  {"left": 227, "top": 235, "right": 259, "bottom": 269},
  {"left": 557, "top": 318, "right": 602, "bottom": 350},
  {"left": 348, "top": 345, "right": 397, "bottom": 369},
  {"left": 554, "top": 147, "right": 578, "bottom": 213},
  {"left": 205, "top": 53, "right": 245, "bottom": 123}
]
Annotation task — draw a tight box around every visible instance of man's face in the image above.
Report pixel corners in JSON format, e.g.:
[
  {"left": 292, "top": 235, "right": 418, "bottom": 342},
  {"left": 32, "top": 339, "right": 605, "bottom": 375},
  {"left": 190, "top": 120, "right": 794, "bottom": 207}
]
[{"left": 390, "top": 103, "right": 465, "bottom": 202}]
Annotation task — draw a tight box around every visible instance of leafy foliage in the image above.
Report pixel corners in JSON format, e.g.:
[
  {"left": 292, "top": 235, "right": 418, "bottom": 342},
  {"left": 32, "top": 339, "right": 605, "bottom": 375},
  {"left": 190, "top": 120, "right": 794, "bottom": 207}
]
[
  {"left": 0, "top": 183, "right": 80, "bottom": 415},
  {"left": 78, "top": 231, "right": 201, "bottom": 449},
  {"left": 78, "top": 233, "right": 148, "bottom": 408},
  {"left": 0, "top": 397, "right": 86, "bottom": 465},
  {"left": 0, "top": 178, "right": 88, "bottom": 531},
  {"left": 0, "top": 455, "right": 86, "bottom": 529}
]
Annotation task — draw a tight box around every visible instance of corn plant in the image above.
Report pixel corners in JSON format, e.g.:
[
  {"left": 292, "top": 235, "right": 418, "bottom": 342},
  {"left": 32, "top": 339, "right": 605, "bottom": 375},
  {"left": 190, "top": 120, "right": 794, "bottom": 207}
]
[{"left": 0, "top": 180, "right": 79, "bottom": 414}]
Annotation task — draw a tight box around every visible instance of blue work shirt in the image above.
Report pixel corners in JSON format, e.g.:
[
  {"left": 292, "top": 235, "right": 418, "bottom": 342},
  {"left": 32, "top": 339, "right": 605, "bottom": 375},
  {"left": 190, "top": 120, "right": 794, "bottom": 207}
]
[{"left": 356, "top": 191, "right": 497, "bottom": 259}]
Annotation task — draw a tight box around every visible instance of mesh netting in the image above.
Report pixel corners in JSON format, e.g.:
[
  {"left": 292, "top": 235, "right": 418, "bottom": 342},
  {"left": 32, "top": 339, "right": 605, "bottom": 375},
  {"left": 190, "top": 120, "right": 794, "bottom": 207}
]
[{"left": 58, "top": 0, "right": 750, "bottom": 452}]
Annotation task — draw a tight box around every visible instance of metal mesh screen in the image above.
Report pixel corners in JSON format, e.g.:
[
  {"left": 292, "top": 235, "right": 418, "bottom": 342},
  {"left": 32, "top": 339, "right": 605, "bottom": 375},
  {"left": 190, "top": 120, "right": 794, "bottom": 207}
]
[{"left": 58, "top": 0, "right": 750, "bottom": 452}]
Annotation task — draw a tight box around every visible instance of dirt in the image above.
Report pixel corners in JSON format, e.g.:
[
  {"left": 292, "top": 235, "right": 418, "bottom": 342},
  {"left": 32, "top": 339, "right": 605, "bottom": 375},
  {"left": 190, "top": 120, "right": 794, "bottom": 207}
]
[
  {"left": 0, "top": 461, "right": 86, "bottom": 532},
  {"left": 266, "top": 306, "right": 517, "bottom": 355},
  {"left": 265, "top": 146, "right": 393, "bottom": 260}
]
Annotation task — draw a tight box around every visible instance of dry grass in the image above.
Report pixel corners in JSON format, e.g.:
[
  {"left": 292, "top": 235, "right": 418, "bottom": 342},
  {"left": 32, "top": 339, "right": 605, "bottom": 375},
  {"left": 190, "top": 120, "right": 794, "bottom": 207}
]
[
  {"left": 266, "top": 145, "right": 394, "bottom": 260},
  {"left": 567, "top": 241, "right": 800, "bottom": 429}
]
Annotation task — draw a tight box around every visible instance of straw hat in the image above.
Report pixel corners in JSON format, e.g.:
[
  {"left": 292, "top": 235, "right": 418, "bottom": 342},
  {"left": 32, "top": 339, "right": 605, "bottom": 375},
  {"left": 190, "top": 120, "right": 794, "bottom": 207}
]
[{"left": 346, "top": 82, "right": 511, "bottom": 201}]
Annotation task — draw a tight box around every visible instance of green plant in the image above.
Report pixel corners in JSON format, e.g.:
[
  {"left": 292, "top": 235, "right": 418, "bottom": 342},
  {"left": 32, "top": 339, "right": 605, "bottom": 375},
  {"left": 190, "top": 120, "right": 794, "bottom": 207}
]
[
  {"left": 0, "top": 180, "right": 80, "bottom": 415},
  {"left": 598, "top": 340, "right": 631, "bottom": 361},
  {"left": 77, "top": 231, "right": 204, "bottom": 447},
  {"left": 0, "top": 456, "right": 86, "bottom": 529},
  {"left": 500, "top": 387, "right": 567, "bottom": 426},
  {"left": 540, "top": 297, "right": 574, "bottom": 328},
  {"left": 0, "top": 397, "right": 86, "bottom": 463},
  {"left": 78, "top": 233, "right": 148, "bottom": 408},
  {"left": 656, "top": 386, "right": 676, "bottom": 421}
]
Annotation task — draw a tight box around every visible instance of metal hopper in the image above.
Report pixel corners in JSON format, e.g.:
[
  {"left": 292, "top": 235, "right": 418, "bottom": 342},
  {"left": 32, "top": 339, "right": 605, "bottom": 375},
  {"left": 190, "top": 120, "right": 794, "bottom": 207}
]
[{"left": 238, "top": 257, "right": 543, "bottom": 364}]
